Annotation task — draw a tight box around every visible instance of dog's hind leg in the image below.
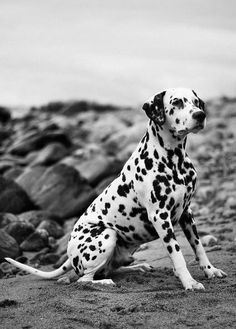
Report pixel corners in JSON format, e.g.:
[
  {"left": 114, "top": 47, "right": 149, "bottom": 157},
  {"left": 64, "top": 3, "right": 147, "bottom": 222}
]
[{"left": 68, "top": 226, "right": 117, "bottom": 285}]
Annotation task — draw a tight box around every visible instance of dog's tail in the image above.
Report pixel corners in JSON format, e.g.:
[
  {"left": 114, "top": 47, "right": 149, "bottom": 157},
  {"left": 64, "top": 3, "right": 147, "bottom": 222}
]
[{"left": 5, "top": 257, "right": 72, "bottom": 279}]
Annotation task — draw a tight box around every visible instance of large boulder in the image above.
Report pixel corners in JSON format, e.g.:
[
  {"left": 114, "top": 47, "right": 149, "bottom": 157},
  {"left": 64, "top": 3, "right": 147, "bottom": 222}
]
[
  {"left": 0, "top": 176, "right": 35, "bottom": 214},
  {"left": 5, "top": 221, "right": 35, "bottom": 244},
  {"left": 16, "top": 166, "right": 47, "bottom": 196},
  {"left": 104, "top": 121, "right": 146, "bottom": 155},
  {"left": 29, "top": 142, "right": 69, "bottom": 166},
  {"left": 19, "top": 164, "right": 97, "bottom": 219},
  {"left": 8, "top": 131, "right": 72, "bottom": 156},
  {"left": 61, "top": 147, "right": 122, "bottom": 186},
  {"left": 0, "top": 229, "right": 20, "bottom": 260}
]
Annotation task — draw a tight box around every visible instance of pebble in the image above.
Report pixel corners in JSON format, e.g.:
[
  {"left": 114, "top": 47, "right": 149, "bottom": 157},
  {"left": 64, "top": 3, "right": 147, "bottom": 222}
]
[
  {"left": 37, "top": 220, "right": 64, "bottom": 239},
  {"left": 201, "top": 235, "right": 218, "bottom": 247},
  {"left": 57, "top": 276, "right": 71, "bottom": 284},
  {"left": 225, "top": 196, "right": 236, "bottom": 209}
]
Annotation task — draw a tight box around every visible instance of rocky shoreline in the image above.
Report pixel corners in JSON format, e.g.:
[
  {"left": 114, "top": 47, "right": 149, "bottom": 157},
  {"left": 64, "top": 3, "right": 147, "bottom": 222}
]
[{"left": 0, "top": 97, "right": 235, "bottom": 278}]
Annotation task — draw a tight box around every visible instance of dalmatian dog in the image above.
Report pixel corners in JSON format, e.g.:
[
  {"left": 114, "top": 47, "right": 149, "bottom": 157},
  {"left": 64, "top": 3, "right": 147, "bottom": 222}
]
[{"left": 6, "top": 88, "right": 227, "bottom": 290}]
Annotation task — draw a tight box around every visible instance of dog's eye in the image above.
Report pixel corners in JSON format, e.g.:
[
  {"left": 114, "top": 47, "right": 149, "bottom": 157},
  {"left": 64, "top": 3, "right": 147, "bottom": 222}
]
[
  {"left": 193, "top": 99, "right": 199, "bottom": 107},
  {"left": 172, "top": 99, "right": 184, "bottom": 108}
]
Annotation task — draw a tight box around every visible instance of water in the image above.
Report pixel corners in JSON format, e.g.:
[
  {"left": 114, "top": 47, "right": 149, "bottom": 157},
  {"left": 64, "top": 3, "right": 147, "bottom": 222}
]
[{"left": 0, "top": 0, "right": 236, "bottom": 111}]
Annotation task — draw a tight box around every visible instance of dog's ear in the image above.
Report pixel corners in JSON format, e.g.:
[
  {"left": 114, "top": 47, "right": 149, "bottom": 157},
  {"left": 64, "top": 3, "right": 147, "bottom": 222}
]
[
  {"left": 142, "top": 91, "right": 166, "bottom": 125},
  {"left": 198, "top": 98, "right": 205, "bottom": 111},
  {"left": 192, "top": 89, "right": 206, "bottom": 113}
]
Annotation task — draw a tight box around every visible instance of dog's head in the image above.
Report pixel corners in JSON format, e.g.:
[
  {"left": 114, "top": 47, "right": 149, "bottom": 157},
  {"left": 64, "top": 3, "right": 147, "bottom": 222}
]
[{"left": 142, "top": 88, "right": 206, "bottom": 136}]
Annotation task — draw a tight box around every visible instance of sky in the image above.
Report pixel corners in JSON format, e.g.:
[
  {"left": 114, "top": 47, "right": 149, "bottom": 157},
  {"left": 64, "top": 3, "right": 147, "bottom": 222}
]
[{"left": 0, "top": 0, "right": 236, "bottom": 108}]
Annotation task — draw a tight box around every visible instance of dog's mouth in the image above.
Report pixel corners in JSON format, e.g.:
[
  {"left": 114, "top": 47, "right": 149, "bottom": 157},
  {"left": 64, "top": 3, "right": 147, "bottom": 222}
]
[
  {"left": 177, "top": 129, "right": 189, "bottom": 136},
  {"left": 177, "top": 123, "right": 204, "bottom": 136},
  {"left": 191, "top": 123, "right": 204, "bottom": 133}
]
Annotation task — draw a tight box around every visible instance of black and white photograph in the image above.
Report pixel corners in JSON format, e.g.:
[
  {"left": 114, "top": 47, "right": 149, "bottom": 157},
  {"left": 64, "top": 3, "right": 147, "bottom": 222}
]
[{"left": 0, "top": 1, "right": 235, "bottom": 328}]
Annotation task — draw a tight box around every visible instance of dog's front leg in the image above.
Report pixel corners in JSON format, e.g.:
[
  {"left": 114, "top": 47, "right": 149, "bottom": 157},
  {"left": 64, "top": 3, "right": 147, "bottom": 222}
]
[
  {"left": 148, "top": 209, "right": 205, "bottom": 290},
  {"left": 179, "top": 208, "right": 227, "bottom": 279}
]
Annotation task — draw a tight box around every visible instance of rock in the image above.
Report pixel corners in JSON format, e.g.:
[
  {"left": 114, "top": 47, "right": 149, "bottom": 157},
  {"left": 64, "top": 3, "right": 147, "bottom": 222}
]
[
  {"left": 117, "top": 142, "right": 138, "bottom": 162},
  {"left": 3, "top": 167, "right": 24, "bottom": 181},
  {"left": 86, "top": 113, "right": 126, "bottom": 143},
  {"left": 0, "top": 176, "right": 35, "bottom": 214},
  {"left": 0, "top": 229, "right": 20, "bottom": 260},
  {"left": 0, "top": 160, "right": 15, "bottom": 174},
  {"left": 24, "top": 164, "right": 97, "bottom": 219},
  {"left": 225, "top": 196, "right": 236, "bottom": 209},
  {"left": 36, "top": 101, "right": 65, "bottom": 113},
  {"left": 61, "top": 101, "right": 91, "bottom": 116},
  {"left": 56, "top": 232, "right": 71, "bottom": 256},
  {"left": 16, "top": 166, "right": 46, "bottom": 196},
  {"left": 17, "top": 210, "right": 60, "bottom": 227},
  {"left": 0, "top": 106, "right": 11, "bottom": 123},
  {"left": 0, "top": 261, "right": 17, "bottom": 275},
  {"left": 38, "top": 253, "right": 60, "bottom": 265},
  {"left": 9, "top": 131, "right": 72, "bottom": 156},
  {"left": 195, "top": 206, "right": 210, "bottom": 217},
  {"left": 95, "top": 175, "right": 117, "bottom": 196},
  {"left": 5, "top": 221, "right": 35, "bottom": 244},
  {"left": 0, "top": 213, "right": 18, "bottom": 228},
  {"left": 57, "top": 276, "right": 70, "bottom": 284},
  {"left": 61, "top": 150, "right": 122, "bottom": 186},
  {"left": 201, "top": 235, "right": 218, "bottom": 247},
  {"left": 29, "top": 142, "right": 68, "bottom": 166},
  {"left": 0, "top": 128, "right": 11, "bottom": 145},
  {"left": 20, "top": 229, "right": 49, "bottom": 251},
  {"left": 104, "top": 122, "right": 146, "bottom": 155},
  {"left": 37, "top": 220, "right": 64, "bottom": 239}
]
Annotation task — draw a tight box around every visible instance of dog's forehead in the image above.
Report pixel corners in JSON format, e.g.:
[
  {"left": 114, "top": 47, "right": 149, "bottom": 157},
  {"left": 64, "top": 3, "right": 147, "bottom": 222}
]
[{"left": 165, "top": 88, "right": 195, "bottom": 103}]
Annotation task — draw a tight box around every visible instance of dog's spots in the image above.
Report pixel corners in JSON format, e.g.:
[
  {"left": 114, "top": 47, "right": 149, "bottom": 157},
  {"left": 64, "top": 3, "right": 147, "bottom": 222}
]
[
  {"left": 158, "top": 162, "right": 165, "bottom": 172},
  {"left": 162, "top": 221, "right": 170, "bottom": 230},
  {"left": 163, "top": 228, "right": 176, "bottom": 243},
  {"left": 175, "top": 244, "right": 180, "bottom": 252},
  {"left": 160, "top": 212, "right": 168, "bottom": 220},
  {"left": 122, "top": 173, "right": 126, "bottom": 182},
  {"left": 73, "top": 256, "right": 79, "bottom": 274},
  {"left": 141, "top": 168, "right": 147, "bottom": 175},
  {"left": 144, "top": 157, "right": 153, "bottom": 170},
  {"left": 157, "top": 134, "right": 164, "bottom": 147},
  {"left": 153, "top": 149, "right": 159, "bottom": 160},
  {"left": 117, "top": 184, "right": 131, "bottom": 197},
  {"left": 83, "top": 253, "right": 90, "bottom": 262},
  {"left": 101, "top": 203, "right": 111, "bottom": 216},
  {"left": 129, "top": 225, "right": 135, "bottom": 231}
]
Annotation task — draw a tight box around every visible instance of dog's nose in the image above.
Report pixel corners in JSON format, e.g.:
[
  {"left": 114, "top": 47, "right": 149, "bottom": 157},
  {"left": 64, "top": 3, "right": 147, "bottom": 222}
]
[{"left": 192, "top": 111, "right": 206, "bottom": 123}]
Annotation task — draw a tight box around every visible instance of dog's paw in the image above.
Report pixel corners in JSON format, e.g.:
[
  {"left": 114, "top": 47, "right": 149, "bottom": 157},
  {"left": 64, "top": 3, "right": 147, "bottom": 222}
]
[
  {"left": 135, "top": 263, "right": 154, "bottom": 272},
  {"left": 184, "top": 279, "right": 205, "bottom": 291},
  {"left": 202, "top": 265, "right": 227, "bottom": 279}
]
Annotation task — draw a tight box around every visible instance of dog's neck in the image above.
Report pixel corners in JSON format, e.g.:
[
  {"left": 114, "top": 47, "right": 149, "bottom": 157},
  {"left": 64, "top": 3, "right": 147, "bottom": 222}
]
[{"left": 147, "top": 120, "right": 187, "bottom": 151}]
